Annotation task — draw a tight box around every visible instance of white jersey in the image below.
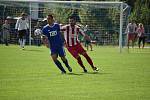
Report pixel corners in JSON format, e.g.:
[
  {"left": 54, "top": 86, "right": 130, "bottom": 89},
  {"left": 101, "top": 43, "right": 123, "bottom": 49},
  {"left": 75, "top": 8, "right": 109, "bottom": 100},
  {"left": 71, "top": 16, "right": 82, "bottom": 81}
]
[
  {"left": 15, "top": 18, "right": 29, "bottom": 31},
  {"left": 125, "top": 23, "right": 137, "bottom": 33}
]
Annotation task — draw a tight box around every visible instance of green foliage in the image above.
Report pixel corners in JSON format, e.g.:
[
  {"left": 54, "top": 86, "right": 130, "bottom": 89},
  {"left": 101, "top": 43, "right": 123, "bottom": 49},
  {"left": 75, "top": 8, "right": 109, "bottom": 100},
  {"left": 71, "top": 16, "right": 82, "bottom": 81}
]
[{"left": 127, "top": 0, "right": 150, "bottom": 25}]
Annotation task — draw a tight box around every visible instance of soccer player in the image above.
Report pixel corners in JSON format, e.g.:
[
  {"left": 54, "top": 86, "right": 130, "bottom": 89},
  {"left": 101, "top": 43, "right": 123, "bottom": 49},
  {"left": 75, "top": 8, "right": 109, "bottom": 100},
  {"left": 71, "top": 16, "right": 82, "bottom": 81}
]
[
  {"left": 83, "top": 25, "right": 93, "bottom": 51},
  {"left": 42, "top": 14, "right": 72, "bottom": 74},
  {"left": 15, "top": 13, "right": 29, "bottom": 50},
  {"left": 61, "top": 16, "right": 99, "bottom": 72},
  {"left": 125, "top": 20, "right": 137, "bottom": 49}
]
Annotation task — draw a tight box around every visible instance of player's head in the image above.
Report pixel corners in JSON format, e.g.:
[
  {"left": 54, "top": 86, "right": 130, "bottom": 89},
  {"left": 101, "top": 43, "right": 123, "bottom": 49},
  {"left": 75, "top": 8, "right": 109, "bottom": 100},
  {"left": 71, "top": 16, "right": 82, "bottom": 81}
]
[
  {"left": 21, "top": 13, "right": 26, "bottom": 20},
  {"left": 47, "top": 14, "right": 54, "bottom": 25},
  {"left": 69, "top": 16, "right": 76, "bottom": 26},
  {"left": 4, "top": 19, "right": 8, "bottom": 24},
  {"left": 139, "top": 23, "right": 143, "bottom": 28}
]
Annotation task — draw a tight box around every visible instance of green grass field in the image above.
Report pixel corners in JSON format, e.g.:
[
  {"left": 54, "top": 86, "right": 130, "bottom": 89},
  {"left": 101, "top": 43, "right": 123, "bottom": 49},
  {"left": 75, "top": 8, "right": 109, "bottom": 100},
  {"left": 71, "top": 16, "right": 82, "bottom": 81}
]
[{"left": 0, "top": 45, "right": 150, "bottom": 100}]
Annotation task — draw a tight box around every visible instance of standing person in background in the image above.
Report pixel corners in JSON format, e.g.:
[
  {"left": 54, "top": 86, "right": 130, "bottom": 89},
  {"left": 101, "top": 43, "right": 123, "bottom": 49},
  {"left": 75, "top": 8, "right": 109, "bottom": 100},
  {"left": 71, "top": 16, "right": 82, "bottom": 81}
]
[
  {"left": 136, "top": 23, "right": 145, "bottom": 49},
  {"left": 15, "top": 13, "right": 29, "bottom": 50},
  {"left": 34, "top": 21, "right": 42, "bottom": 46},
  {"left": 125, "top": 20, "right": 137, "bottom": 49},
  {"left": 2, "top": 19, "right": 10, "bottom": 46},
  {"left": 84, "top": 25, "right": 93, "bottom": 51}
]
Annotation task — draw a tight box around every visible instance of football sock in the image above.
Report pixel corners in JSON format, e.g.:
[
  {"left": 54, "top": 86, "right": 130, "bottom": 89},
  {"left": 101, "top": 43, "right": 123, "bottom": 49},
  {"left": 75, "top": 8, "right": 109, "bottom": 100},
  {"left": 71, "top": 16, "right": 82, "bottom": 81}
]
[
  {"left": 77, "top": 57, "right": 86, "bottom": 69},
  {"left": 83, "top": 53, "right": 94, "bottom": 68},
  {"left": 22, "top": 39, "right": 26, "bottom": 47},
  {"left": 54, "top": 60, "right": 66, "bottom": 72},
  {"left": 19, "top": 39, "right": 22, "bottom": 47},
  {"left": 63, "top": 59, "right": 70, "bottom": 68}
]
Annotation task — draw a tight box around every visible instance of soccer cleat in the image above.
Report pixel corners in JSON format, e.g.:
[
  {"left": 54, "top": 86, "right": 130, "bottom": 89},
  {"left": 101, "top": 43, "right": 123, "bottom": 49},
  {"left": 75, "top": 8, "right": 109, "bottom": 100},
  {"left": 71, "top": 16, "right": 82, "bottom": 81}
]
[
  {"left": 61, "top": 71, "right": 66, "bottom": 74},
  {"left": 22, "top": 47, "right": 25, "bottom": 50},
  {"left": 93, "top": 67, "right": 99, "bottom": 72},
  {"left": 67, "top": 67, "right": 72, "bottom": 72},
  {"left": 83, "top": 68, "right": 87, "bottom": 73}
]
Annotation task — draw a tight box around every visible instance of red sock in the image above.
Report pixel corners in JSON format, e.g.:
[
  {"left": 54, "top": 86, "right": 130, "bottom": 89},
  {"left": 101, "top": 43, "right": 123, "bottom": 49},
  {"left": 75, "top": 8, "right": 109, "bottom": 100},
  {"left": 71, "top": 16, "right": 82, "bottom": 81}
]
[
  {"left": 83, "top": 53, "right": 94, "bottom": 68},
  {"left": 77, "top": 57, "right": 85, "bottom": 69}
]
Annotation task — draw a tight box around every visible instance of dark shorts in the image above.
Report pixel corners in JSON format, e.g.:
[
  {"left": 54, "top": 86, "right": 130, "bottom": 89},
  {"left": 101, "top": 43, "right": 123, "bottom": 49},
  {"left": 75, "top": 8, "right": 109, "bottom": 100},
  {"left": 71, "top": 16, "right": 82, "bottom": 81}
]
[
  {"left": 85, "top": 40, "right": 91, "bottom": 45},
  {"left": 18, "top": 30, "right": 27, "bottom": 39},
  {"left": 50, "top": 46, "right": 66, "bottom": 57}
]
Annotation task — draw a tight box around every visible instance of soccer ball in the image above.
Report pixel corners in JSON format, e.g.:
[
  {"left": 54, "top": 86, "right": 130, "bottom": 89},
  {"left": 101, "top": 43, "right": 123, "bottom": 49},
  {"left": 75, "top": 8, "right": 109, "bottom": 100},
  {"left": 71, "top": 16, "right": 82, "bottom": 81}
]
[{"left": 34, "top": 29, "right": 42, "bottom": 36}]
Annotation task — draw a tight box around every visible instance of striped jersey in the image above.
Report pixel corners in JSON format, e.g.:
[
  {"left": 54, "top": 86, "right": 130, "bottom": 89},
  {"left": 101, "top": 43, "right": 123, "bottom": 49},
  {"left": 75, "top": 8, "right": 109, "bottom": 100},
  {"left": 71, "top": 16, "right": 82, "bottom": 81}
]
[{"left": 61, "top": 24, "right": 85, "bottom": 47}]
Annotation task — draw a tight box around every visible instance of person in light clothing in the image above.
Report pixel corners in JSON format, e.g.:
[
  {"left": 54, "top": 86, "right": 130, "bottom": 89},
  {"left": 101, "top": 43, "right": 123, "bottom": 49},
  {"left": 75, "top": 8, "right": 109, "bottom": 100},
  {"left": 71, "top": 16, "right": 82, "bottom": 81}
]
[
  {"left": 2, "top": 20, "right": 10, "bottom": 46},
  {"left": 125, "top": 20, "right": 137, "bottom": 48},
  {"left": 15, "top": 13, "right": 29, "bottom": 50},
  {"left": 136, "top": 23, "right": 145, "bottom": 49}
]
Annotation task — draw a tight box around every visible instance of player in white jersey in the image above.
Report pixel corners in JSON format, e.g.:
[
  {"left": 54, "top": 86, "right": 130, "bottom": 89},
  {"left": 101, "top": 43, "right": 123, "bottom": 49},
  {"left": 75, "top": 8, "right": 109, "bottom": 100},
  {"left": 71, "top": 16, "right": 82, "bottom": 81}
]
[{"left": 15, "top": 13, "right": 29, "bottom": 50}]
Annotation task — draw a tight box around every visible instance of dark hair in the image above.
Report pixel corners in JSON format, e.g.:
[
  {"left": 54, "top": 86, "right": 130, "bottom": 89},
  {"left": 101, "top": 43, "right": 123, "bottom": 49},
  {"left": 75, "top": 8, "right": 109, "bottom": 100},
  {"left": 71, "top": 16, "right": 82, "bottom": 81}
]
[
  {"left": 21, "top": 13, "right": 26, "bottom": 16},
  {"left": 47, "top": 14, "right": 53, "bottom": 19},
  {"left": 68, "top": 16, "right": 76, "bottom": 20}
]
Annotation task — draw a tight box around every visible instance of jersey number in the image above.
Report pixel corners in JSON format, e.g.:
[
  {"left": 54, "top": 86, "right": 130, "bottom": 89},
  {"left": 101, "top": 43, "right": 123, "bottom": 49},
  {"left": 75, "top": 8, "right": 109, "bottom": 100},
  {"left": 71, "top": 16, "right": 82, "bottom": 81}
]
[{"left": 49, "top": 31, "right": 57, "bottom": 37}]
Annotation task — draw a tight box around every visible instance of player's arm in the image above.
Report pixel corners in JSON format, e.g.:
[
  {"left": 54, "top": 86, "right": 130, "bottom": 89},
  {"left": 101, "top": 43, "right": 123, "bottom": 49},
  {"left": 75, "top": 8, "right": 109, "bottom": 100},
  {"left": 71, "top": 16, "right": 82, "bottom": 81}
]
[
  {"left": 79, "top": 28, "right": 90, "bottom": 40},
  {"left": 60, "top": 25, "right": 66, "bottom": 32},
  {"left": 42, "top": 28, "right": 50, "bottom": 48},
  {"left": 41, "top": 35, "right": 50, "bottom": 48},
  {"left": 15, "top": 19, "right": 20, "bottom": 31}
]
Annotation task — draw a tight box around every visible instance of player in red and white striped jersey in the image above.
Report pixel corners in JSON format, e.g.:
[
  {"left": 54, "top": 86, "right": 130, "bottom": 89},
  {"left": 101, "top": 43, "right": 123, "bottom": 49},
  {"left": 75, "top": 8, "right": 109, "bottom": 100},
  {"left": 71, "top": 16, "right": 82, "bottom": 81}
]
[{"left": 61, "top": 16, "right": 99, "bottom": 72}]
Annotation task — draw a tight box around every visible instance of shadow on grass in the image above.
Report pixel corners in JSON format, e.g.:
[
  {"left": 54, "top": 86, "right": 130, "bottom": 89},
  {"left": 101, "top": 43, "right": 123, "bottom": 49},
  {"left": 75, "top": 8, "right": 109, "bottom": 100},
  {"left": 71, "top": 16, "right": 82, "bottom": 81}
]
[
  {"left": 83, "top": 72, "right": 112, "bottom": 75},
  {"left": 24, "top": 49, "right": 43, "bottom": 52},
  {"left": 66, "top": 72, "right": 112, "bottom": 76},
  {"left": 67, "top": 73, "right": 84, "bottom": 76}
]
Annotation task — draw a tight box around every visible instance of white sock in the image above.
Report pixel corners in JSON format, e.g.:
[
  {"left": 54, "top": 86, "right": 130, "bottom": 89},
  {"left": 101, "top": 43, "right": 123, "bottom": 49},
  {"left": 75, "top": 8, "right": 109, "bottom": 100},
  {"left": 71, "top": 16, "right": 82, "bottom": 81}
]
[
  {"left": 19, "top": 39, "right": 22, "bottom": 48},
  {"left": 22, "top": 39, "right": 26, "bottom": 48}
]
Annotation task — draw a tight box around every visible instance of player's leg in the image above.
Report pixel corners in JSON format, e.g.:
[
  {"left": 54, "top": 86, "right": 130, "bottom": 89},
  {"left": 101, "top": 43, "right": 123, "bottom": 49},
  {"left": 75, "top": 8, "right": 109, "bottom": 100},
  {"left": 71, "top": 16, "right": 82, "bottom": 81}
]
[
  {"left": 127, "top": 34, "right": 130, "bottom": 49},
  {"left": 142, "top": 37, "right": 145, "bottom": 48},
  {"left": 52, "top": 54, "right": 66, "bottom": 74},
  {"left": 82, "top": 52, "right": 99, "bottom": 71},
  {"left": 89, "top": 42, "right": 93, "bottom": 51},
  {"left": 77, "top": 43, "right": 99, "bottom": 71},
  {"left": 59, "top": 47, "right": 72, "bottom": 72},
  {"left": 67, "top": 47, "right": 87, "bottom": 72},
  {"left": 87, "top": 44, "right": 89, "bottom": 51},
  {"left": 18, "top": 31, "right": 23, "bottom": 48},
  {"left": 61, "top": 56, "right": 72, "bottom": 72},
  {"left": 51, "top": 48, "right": 66, "bottom": 74},
  {"left": 22, "top": 30, "right": 27, "bottom": 49},
  {"left": 132, "top": 34, "right": 136, "bottom": 48},
  {"left": 138, "top": 37, "right": 142, "bottom": 48}
]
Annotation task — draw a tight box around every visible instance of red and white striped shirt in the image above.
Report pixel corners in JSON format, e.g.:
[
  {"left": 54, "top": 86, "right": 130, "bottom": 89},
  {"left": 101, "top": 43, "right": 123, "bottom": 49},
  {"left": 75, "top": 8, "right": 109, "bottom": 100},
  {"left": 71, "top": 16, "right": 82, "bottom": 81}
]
[{"left": 61, "top": 24, "right": 85, "bottom": 47}]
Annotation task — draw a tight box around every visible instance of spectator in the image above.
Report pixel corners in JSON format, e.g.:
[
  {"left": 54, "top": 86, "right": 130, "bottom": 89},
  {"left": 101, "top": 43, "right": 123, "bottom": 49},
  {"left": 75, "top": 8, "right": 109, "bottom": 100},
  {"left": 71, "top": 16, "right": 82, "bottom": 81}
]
[
  {"left": 2, "top": 20, "right": 10, "bottom": 46},
  {"left": 34, "top": 21, "right": 42, "bottom": 46},
  {"left": 136, "top": 23, "right": 145, "bottom": 49},
  {"left": 125, "top": 20, "right": 137, "bottom": 48}
]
